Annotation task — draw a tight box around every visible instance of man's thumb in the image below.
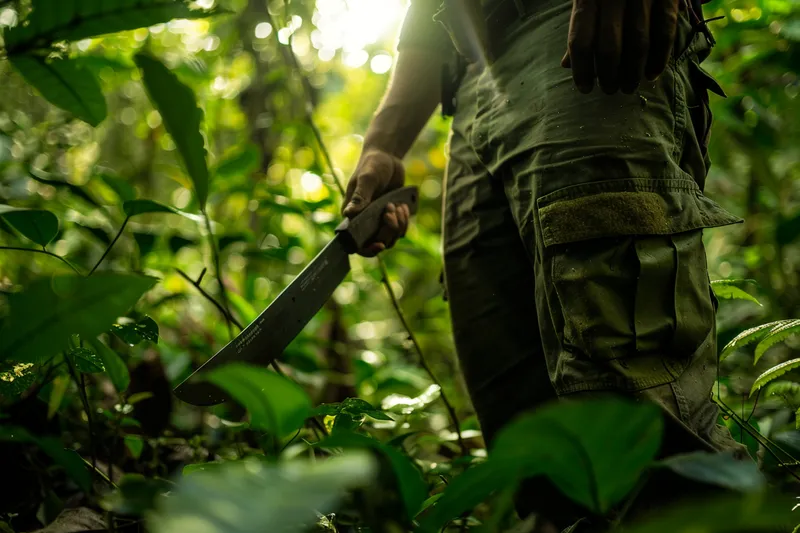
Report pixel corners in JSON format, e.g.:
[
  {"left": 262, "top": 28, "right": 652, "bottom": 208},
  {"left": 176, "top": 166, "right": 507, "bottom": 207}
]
[{"left": 343, "top": 179, "right": 377, "bottom": 217}]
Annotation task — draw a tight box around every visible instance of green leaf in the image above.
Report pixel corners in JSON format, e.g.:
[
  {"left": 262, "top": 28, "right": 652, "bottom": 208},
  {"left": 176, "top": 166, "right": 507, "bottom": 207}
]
[
  {"left": 0, "top": 274, "right": 157, "bottom": 364},
  {"left": 0, "top": 205, "right": 59, "bottom": 247},
  {"left": 87, "top": 338, "right": 130, "bottom": 393},
  {"left": 754, "top": 319, "right": 800, "bottom": 362},
  {"left": 99, "top": 173, "right": 136, "bottom": 203},
  {"left": 719, "top": 320, "right": 791, "bottom": 362},
  {"left": 316, "top": 432, "right": 427, "bottom": 520},
  {"left": 337, "top": 398, "right": 394, "bottom": 421},
  {"left": 111, "top": 316, "right": 159, "bottom": 346},
  {"left": 0, "top": 426, "right": 91, "bottom": 493},
  {"left": 47, "top": 375, "right": 70, "bottom": 419},
  {"left": 0, "top": 362, "right": 37, "bottom": 398},
  {"left": 135, "top": 53, "right": 209, "bottom": 210},
  {"left": 204, "top": 363, "right": 312, "bottom": 437},
  {"left": 28, "top": 168, "right": 101, "bottom": 208},
  {"left": 102, "top": 474, "right": 171, "bottom": 515},
  {"left": 148, "top": 453, "right": 376, "bottom": 533},
  {"left": 619, "top": 492, "right": 796, "bottom": 533},
  {"left": 9, "top": 56, "right": 106, "bottom": 127},
  {"left": 122, "top": 199, "right": 202, "bottom": 222},
  {"left": 417, "top": 398, "right": 662, "bottom": 531},
  {"left": 67, "top": 347, "right": 104, "bottom": 373},
  {"left": 3, "top": 0, "right": 222, "bottom": 51},
  {"left": 751, "top": 358, "right": 800, "bottom": 396},
  {"left": 659, "top": 451, "right": 766, "bottom": 492},
  {"left": 381, "top": 384, "right": 442, "bottom": 415},
  {"left": 124, "top": 436, "right": 144, "bottom": 460},
  {"left": 213, "top": 143, "right": 260, "bottom": 179},
  {"left": 168, "top": 235, "right": 196, "bottom": 254},
  {"left": 710, "top": 280, "right": 762, "bottom": 306}
]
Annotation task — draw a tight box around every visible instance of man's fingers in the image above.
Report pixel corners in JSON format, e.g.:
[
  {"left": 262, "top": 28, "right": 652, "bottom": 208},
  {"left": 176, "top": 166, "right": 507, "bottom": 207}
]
[
  {"left": 620, "top": 0, "right": 652, "bottom": 93},
  {"left": 645, "top": 0, "right": 679, "bottom": 81},
  {"left": 566, "top": 0, "right": 598, "bottom": 93},
  {"left": 596, "top": 0, "right": 625, "bottom": 94}
]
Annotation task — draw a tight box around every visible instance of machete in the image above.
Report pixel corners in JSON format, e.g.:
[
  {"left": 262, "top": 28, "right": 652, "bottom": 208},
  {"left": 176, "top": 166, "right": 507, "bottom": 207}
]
[{"left": 173, "top": 186, "right": 418, "bottom": 406}]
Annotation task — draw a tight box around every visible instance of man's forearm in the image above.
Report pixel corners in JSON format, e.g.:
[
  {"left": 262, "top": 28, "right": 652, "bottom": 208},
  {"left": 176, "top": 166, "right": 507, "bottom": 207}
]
[{"left": 362, "top": 49, "right": 444, "bottom": 159}]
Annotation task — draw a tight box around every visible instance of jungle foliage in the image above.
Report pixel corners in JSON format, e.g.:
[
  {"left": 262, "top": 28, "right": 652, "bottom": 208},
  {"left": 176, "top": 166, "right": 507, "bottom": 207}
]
[{"left": 1, "top": 0, "right": 800, "bottom": 532}]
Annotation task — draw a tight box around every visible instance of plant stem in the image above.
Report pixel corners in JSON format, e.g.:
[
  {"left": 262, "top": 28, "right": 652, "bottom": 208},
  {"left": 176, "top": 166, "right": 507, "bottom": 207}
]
[
  {"left": 65, "top": 354, "right": 98, "bottom": 486},
  {"left": 378, "top": 260, "right": 465, "bottom": 454},
  {"left": 89, "top": 217, "right": 129, "bottom": 275},
  {"left": 175, "top": 267, "right": 243, "bottom": 330},
  {"left": 0, "top": 246, "right": 82, "bottom": 274},
  {"left": 202, "top": 209, "right": 234, "bottom": 340}
]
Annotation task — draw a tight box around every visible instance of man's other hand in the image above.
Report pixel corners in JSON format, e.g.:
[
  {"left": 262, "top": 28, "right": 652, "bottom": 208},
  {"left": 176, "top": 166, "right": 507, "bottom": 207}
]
[
  {"left": 342, "top": 148, "right": 410, "bottom": 257},
  {"left": 560, "top": 0, "right": 681, "bottom": 94}
]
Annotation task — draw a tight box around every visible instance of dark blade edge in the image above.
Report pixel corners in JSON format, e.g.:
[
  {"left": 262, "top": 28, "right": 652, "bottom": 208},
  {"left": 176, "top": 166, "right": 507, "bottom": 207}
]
[{"left": 173, "top": 235, "right": 352, "bottom": 406}]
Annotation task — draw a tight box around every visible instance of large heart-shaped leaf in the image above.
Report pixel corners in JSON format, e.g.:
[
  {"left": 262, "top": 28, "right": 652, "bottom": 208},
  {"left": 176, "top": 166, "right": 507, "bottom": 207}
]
[
  {"left": 204, "top": 363, "right": 311, "bottom": 438},
  {"left": 9, "top": 56, "right": 106, "bottom": 126},
  {"left": 0, "top": 205, "right": 59, "bottom": 247},
  {"left": 417, "top": 398, "right": 663, "bottom": 532},
  {"left": 148, "top": 453, "right": 376, "bottom": 533},
  {"left": 0, "top": 274, "right": 157, "bottom": 364},
  {"left": 3, "top": 0, "right": 221, "bottom": 52},
  {"left": 134, "top": 54, "right": 209, "bottom": 210}
]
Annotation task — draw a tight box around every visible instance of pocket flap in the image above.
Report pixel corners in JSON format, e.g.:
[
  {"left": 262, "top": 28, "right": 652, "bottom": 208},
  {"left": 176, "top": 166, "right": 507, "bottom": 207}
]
[{"left": 537, "top": 178, "right": 742, "bottom": 247}]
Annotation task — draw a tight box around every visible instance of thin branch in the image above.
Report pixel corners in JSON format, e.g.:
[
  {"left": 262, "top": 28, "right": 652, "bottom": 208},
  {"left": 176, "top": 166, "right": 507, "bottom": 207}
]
[
  {"left": 0, "top": 246, "right": 82, "bottom": 274},
  {"left": 89, "top": 217, "right": 128, "bottom": 275},
  {"left": 175, "top": 267, "right": 243, "bottom": 330},
  {"left": 267, "top": 6, "right": 463, "bottom": 453},
  {"left": 202, "top": 210, "right": 234, "bottom": 340},
  {"left": 378, "top": 260, "right": 465, "bottom": 454}
]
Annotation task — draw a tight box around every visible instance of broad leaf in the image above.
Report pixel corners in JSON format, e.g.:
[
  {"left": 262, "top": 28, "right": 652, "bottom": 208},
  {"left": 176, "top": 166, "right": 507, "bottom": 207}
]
[
  {"left": 765, "top": 380, "right": 800, "bottom": 399},
  {"left": 125, "top": 435, "right": 144, "bottom": 460},
  {"left": 111, "top": 317, "right": 159, "bottom": 346},
  {"left": 135, "top": 54, "right": 209, "bottom": 210},
  {"left": 316, "top": 432, "right": 428, "bottom": 520},
  {"left": 659, "top": 451, "right": 766, "bottom": 492},
  {"left": 754, "top": 319, "right": 800, "bottom": 362},
  {"left": 710, "top": 280, "right": 761, "bottom": 306},
  {"left": 148, "top": 453, "right": 376, "bottom": 533},
  {"left": 88, "top": 338, "right": 130, "bottom": 393},
  {"left": 0, "top": 362, "right": 37, "bottom": 398},
  {"left": 720, "top": 320, "right": 791, "bottom": 362},
  {"left": 204, "top": 363, "right": 312, "bottom": 437},
  {"left": 3, "top": 0, "right": 221, "bottom": 51},
  {"left": 751, "top": 358, "right": 800, "bottom": 396},
  {"left": 382, "top": 384, "right": 442, "bottom": 415},
  {"left": 123, "top": 199, "right": 201, "bottom": 222},
  {"left": 9, "top": 56, "right": 106, "bottom": 126},
  {"left": 0, "top": 274, "right": 157, "bottom": 364},
  {"left": 0, "top": 205, "right": 59, "bottom": 247},
  {"left": 0, "top": 426, "right": 91, "bottom": 493},
  {"left": 417, "top": 398, "right": 662, "bottom": 532},
  {"left": 67, "top": 347, "right": 105, "bottom": 373}
]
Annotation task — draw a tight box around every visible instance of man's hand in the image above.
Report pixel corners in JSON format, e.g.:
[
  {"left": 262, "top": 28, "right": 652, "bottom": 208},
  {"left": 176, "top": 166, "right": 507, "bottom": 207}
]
[
  {"left": 560, "top": 0, "right": 681, "bottom": 94},
  {"left": 342, "top": 148, "right": 411, "bottom": 257}
]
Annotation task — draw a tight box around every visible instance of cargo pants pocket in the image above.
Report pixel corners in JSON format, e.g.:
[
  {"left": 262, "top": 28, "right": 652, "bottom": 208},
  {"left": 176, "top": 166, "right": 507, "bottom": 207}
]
[{"left": 536, "top": 178, "right": 743, "bottom": 393}]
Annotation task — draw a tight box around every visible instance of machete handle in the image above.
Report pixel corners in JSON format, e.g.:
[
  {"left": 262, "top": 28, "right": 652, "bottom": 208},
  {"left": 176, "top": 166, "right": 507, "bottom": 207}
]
[{"left": 335, "top": 186, "right": 419, "bottom": 254}]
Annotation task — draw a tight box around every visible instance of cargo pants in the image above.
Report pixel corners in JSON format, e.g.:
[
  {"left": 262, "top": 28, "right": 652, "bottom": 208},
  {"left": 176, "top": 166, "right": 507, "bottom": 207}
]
[{"left": 440, "top": 0, "right": 751, "bottom": 528}]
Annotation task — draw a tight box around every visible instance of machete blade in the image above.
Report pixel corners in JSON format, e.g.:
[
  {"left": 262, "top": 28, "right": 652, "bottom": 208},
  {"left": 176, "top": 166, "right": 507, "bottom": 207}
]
[{"left": 174, "top": 235, "right": 351, "bottom": 406}]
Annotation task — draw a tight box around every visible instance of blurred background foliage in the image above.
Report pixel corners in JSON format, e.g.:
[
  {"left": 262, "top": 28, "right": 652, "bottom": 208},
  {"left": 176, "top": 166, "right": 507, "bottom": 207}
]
[{"left": 2, "top": 0, "right": 800, "bottom": 531}]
